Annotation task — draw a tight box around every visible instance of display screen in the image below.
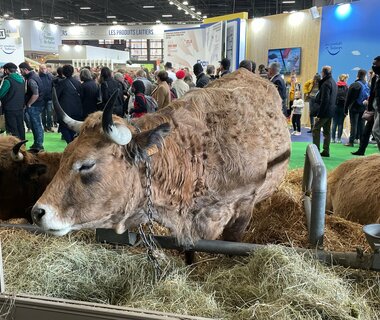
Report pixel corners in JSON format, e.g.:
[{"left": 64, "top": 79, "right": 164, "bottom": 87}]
[{"left": 268, "top": 47, "right": 302, "bottom": 75}]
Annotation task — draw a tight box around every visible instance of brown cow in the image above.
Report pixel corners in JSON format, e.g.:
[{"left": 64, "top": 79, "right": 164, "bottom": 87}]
[
  {"left": 0, "top": 136, "right": 61, "bottom": 222},
  {"left": 32, "top": 69, "right": 291, "bottom": 245},
  {"left": 327, "top": 154, "right": 380, "bottom": 224}
]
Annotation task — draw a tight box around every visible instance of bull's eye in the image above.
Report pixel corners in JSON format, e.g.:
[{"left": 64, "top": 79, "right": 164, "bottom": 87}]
[{"left": 79, "top": 162, "right": 96, "bottom": 173}]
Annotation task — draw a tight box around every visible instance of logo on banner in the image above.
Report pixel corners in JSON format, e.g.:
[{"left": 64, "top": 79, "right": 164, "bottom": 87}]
[
  {"left": 197, "top": 59, "right": 209, "bottom": 68},
  {"left": 325, "top": 41, "right": 342, "bottom": 56},
  {"left": 0, "top": 44, "right": 16, "bottom": 54},
  {"left": 0, "top": 29, "right": 5, "bottom": 39}
]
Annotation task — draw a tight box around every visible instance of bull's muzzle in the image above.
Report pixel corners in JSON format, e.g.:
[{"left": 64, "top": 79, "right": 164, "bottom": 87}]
[{"left": 31, "top": 206, "right": 46, "bottom": 225}]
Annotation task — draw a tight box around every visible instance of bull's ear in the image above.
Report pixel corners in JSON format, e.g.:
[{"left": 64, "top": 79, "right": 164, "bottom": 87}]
[
  {"left": 128, "top": 123, "right": 171, "bottom": 162},
  {"left": 24, "top": 164, "right": 48, "bottom": 180}
]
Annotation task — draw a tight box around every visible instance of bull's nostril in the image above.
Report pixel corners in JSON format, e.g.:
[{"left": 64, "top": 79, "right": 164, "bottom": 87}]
[{"left": 32, "top": 207, "right": 46, "bottom": 223}]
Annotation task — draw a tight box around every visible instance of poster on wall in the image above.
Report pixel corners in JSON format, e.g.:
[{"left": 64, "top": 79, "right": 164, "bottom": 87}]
[
  {"left": 164, "top": 22, "right": 223, "bottom": 71},
  {"left": 205, "top": 22, "right": 223, "bottom": 68},
  {"left": 0, "top": 37, "right": 25, "bottom": 66},
  {"left": 164, "top": 27, "right": 204, "bottom": 70},
  {"left": 318, "top": 0, "right": 380, "bottom": 84},
  {"left": 226, "top": 20, "right": 238, "bottom": 71},
  {"left": 268, "top": 47, "right": 302, "bottom": 75}
]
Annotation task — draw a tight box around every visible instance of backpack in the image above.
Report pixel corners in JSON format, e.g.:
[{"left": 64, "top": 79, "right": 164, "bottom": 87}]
[
  {"left": 144, "top": 95, "right": 158, "bottom": 113},
  {"left": 356, "top": 81, "right": 370, "bottom": 106},
  {"left": 336, "top": 85, "right": 347, "bottom": 104}
]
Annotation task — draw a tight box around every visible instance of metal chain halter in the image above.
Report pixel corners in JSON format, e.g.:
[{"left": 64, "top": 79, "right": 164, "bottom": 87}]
[{"left": 138, "top": 156, "right": 163, "bottom": 282}]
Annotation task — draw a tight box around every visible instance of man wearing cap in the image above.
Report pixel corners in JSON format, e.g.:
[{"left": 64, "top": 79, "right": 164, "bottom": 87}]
[
  {"left": 164, "top": 62, "right": 177, "bottom": 82},
  {"left": 218, "top": 58, "right": 231, "bottom": 78},
  {"left": 173, "top": 70, "right": 189, "bottom": 98},
  {"left": 19, "top": 62, "right": 45, "bottom": 152},
  {"left": 0, "top": 63, "right": 26, "bottom": 140},
  {"left": 193, "top": 63, "right": 210, "bottom": 88}
]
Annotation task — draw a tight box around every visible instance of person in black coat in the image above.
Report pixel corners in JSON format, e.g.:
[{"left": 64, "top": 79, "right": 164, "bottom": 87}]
[
  {"left": 99, "top": 67, "right": 125, "bottom": 117},
  {"left": 193, "top": 63, "right": 210, "bottom": 88},
  {"left": 55, "top": 64, "right": 83, "bottom": 144},
  {"left": 352, "top": 56, "right": 380, "bottom": 155},
  {"left": 312, "top": 66, "right": 338, "bottom": 157},
  {"left": 268, "top": 62, "right": 287, "bottom": 116},
  {"left": 80, "top": 68, "right": 99, "bottom": 118},
  {"left": 344, "top": 69, "right": 368, "bottom": 147}
]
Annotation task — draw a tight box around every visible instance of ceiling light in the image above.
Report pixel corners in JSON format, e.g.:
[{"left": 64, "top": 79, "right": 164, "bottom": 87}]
[
  {"left": 196, "top": 11, "right": 201, "bottom": 14},
  {"left": 282, "top": 0, "right": 295, "bottom": 3},
  {"left": 203, "top": 15, "right": 207, "bottom": 18},
  {"left": 20, "top": 8, "right": 31, "bottom": 11},
  {"left": 191, "top": 15, "right": 195, "bottom": 18},
  {"left": 112, "top": 21, "right": 118, "bottom": 24},
  {"left": 177, "top": 7, "right": 181, "bottom": 10},
  {"left": 80, "top": 7, "right": 91, "bottom": 10},
  {"left": 3, "top": 14, "right": 9, "bottom": 18},
  {"left": 143, "top": 5, "right": 155, "bottom": 8},
  {"left": 183, "top": 1, "right": 188, "bottom": 4},
  {"left": 70, "top": 22, "right": 76, "bottom": 25},
  {"left": 185, "top": 11, "right": 189, "bottom": 15},
  {"left": 169, "top": 1, "right": 174, "bottom": 4},
  {"left": 162, "top": 14, "right": 173, "bottom": 17},
  {"left": 107, "top": 15, "right": 116, "bottom": 18},
  {"left": 80, "top": 23, "right": 88, "bottom": 25},
  {"left": 54, "top": 16, "right": 64, "bottom": 19},
  {"left": 190, "top": 7, "right": 195, "bottom": 11},
  {"left": 156, "top": 20, "right": 161, "bottom": 23}
]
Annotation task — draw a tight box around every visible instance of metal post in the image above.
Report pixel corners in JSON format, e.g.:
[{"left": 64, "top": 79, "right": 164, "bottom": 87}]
[
  {"left": 302, "top": 144, "right": 327, "bottom": 247},
  {"left": 0, "top": 241, "right": 4, "bottom": 293}
]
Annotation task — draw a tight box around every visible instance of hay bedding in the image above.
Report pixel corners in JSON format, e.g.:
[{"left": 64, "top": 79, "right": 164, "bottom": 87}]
[
  {"left": 244, "top": 169, "right": 370, "bottom": 253},
  {"left": 0, "top": 170, "right": 378, "bottom": 319},
  {"left": 0, "top": 228, "right": 379, "bottom": 319}
]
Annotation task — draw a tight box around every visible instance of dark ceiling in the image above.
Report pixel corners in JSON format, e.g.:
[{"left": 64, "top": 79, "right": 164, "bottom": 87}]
[{"left": 0, "top": 0, "right": 314, "bottom": 25}]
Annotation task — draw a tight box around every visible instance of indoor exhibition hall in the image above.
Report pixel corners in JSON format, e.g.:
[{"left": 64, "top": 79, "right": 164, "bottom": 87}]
[{"left": 0, "top": 0, "right": 379, "bottom": 319}]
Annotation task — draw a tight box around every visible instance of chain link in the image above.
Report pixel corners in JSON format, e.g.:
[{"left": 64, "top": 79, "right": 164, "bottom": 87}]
[{"left": 138, "top": 157, "right": 163, "bottom": 282}]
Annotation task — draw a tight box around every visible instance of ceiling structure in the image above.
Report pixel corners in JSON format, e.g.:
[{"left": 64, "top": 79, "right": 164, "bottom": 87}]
[{"left": 0, "top": 0, "right": 314, "bottom": 25}]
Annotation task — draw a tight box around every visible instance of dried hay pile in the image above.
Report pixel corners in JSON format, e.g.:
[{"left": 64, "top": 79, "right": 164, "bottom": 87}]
[
  {"left": 0, "top": 227, "right": 379, "bottom": 319},
  {"left": 244, "top": 169, "right": 370, "bottom": 252}
]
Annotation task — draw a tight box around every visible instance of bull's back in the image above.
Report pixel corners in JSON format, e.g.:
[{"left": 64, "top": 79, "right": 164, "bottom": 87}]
[
  {"left": 328, "top": 154, "right": 380, "bottom": 223},
  {"left": 173, "top": 72, "right": 290, "bottom": 197}
]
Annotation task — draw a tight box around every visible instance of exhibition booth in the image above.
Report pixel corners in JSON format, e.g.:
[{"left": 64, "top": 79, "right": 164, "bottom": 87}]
[{"left": 0, "top": 0, "right": 378, "bottom": 83}]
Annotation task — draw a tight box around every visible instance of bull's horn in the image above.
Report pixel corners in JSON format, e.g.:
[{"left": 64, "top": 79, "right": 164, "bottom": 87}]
[
  {"left": 102, "top": 89, "right": 132, "bottom": 145},
  {"left": 11, "top": 140, "right": 28, "bottom": 162},
  {"left": 52, "top": 87, "right": 83, "bottom": 133}
]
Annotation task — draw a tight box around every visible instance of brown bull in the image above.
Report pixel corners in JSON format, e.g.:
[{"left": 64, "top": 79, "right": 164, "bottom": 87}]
[
  {"left": 327, "top": 154, "right": 380, "bottom": 224},
  {"left": 32, "top": 69, "right": 291, "bottom": 244},
  {"left": 0, "top": 136, "right": 61, "bottom": 222}
]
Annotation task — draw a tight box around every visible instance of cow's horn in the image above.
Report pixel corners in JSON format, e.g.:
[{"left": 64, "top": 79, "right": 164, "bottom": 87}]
[
  {"left": 102, "top": 89, "right": 132, "bottom": 145},
  {"left": 52, "top": 87, "right": 83, "bottom": 133},
  {"left": 11, "top": 140, "right": 28, "bottom": 162}
]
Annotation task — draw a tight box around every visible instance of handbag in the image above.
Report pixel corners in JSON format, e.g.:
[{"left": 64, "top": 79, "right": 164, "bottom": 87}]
[{"left": 362, "top": 110, "right": 375, "bottom": 121}]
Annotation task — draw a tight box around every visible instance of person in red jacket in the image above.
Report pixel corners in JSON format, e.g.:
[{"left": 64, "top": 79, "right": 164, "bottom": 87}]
[{"left": 129, "top": 80, "right": 147, "bottom": 118}]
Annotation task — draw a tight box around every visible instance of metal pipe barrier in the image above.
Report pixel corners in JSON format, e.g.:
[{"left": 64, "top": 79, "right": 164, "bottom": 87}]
[
  {"left": 1, "top": 224, "right": 379, "bottom": 271},
  {"left": 302, "top": 144, "right": 327, "bottom": 247}
]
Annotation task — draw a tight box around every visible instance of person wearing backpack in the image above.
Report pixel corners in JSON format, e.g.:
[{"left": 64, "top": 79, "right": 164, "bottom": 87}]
[
  {"left": 129, "top": 80, "right": 147, "bottom": 118},
  {"left": 331, "top": 74, "right": 348, "bottom": 143},
  {"left": 344, "top": 69, "right": 370, "bottom": 147}
]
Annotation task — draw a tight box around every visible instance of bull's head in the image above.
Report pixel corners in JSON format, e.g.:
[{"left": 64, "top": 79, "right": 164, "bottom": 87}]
[
  {"left": 0, "top": 138, "right": 56, "bottom": 221},
  {"left": 31, "top": 89, "right": 170, "bottom": 235}
]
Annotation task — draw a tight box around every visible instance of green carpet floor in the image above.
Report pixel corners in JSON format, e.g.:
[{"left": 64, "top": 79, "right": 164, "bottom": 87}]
[{"left": 25, "top": 132, "right": 379, "bottom": 171}]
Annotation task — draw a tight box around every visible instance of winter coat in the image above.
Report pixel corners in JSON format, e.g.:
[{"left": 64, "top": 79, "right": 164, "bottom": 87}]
[
  {"left": 196, "top": 73, "right": 210, "bottom": 88},
  {"left": 315, "top": 75, "right": 337, "bottom": 118}
]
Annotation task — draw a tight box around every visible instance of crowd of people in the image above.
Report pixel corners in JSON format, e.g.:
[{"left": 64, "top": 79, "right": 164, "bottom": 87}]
[
  {"left": 267, "top": 57, "right": 380, "bottom": 158},
  {"left": 1, "top": 55, "right": 380, "bottom": 159}
]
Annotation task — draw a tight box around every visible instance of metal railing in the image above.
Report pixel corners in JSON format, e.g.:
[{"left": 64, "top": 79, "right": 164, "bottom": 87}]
[{"left": 302, "top": 144, "right": 327, "bottom": 247}]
